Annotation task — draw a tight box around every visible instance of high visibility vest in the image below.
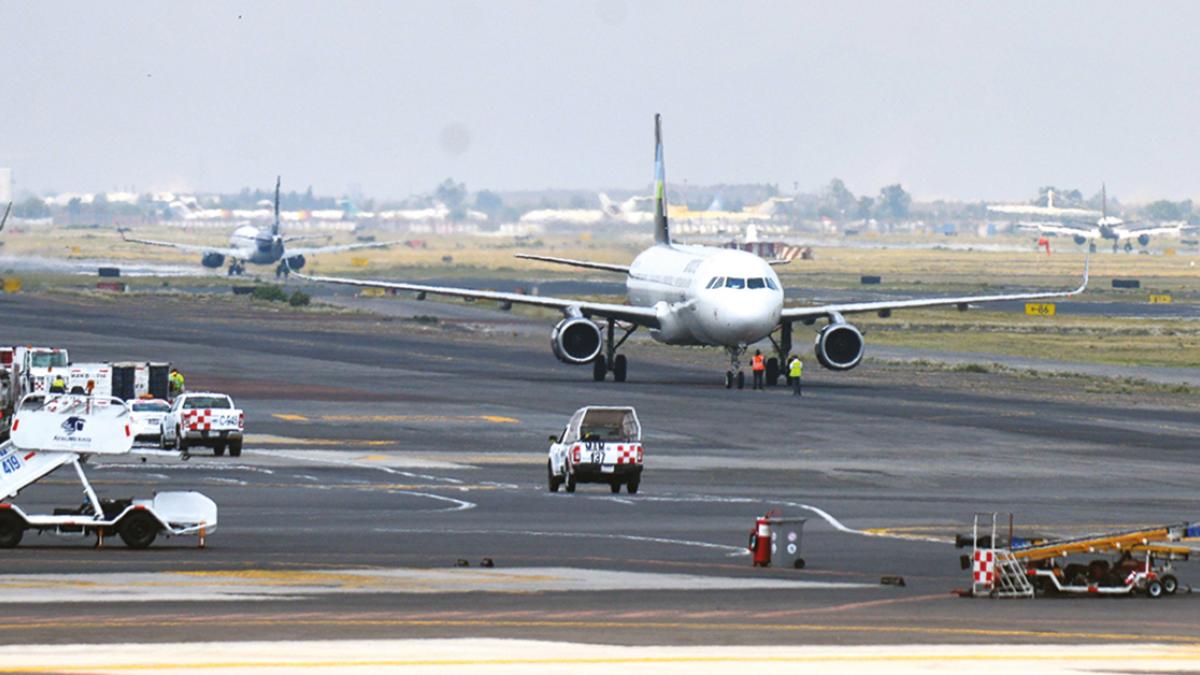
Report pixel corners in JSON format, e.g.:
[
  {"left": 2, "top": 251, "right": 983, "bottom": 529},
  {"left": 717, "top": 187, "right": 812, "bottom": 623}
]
[
  {"left": 789, "top": 359, "right": 803, "bottom": 378},
  {"left": 52, "top": 377, "right": 65, "bottom": 389},
  {"left": 752, "top": 354, "right": 765, "bottom": 371}
]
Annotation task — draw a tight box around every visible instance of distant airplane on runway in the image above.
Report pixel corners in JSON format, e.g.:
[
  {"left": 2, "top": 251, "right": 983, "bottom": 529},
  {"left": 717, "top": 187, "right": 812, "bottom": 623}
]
[
  {"left": 121, "top": 178, "right": 402, "bottom": 277},
  {"left": 293, "top": 115, "right": 1089, "bottom": 389},
  {"left": 990, "top": 186, "right": 1188, "bottom": 253}
]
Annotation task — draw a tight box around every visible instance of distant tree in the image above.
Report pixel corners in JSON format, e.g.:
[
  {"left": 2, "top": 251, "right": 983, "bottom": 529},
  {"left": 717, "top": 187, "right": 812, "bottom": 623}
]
[
  {"left": 875, "top": 184, "right": 911, "bottom": 219},
  {"left": 567, "top": 194, "right": 588, "bottom": 209},
  {"left": 855, "top": 196, "right": 874, "bottom": 220},
  {"left": 435, "top": 178, "right": 467, "bottom": 209},
  {"left": 1144, "top": 199, "right": 1188, "bottom": 221},
  {"left": 13, "top": 197, "right": 50, "bottom": 219},
  {"left": 823, "top": 178, "right": 857, "bottom": 218},
  {"left": 474, "top": 190, "right": 504, "bottom": 218},
  {"left": 67, "top": 197, "right": 83, "bottom": 217}
]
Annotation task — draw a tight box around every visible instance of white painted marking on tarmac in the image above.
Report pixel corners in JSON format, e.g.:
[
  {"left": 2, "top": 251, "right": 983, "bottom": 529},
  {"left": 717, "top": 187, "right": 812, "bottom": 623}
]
[
  {"left": 265, "top": 450, "right": 467, "bottom": 484},
  {"left": 590, "top": 496, "right": 635, "bottom": 505},
  {"left": 372, "top": 528, "right": 744, "bottom": 554}
]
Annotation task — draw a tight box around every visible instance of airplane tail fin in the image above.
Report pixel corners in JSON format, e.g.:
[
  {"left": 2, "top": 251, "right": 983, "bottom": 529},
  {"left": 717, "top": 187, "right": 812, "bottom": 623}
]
[
  {"left": 653, "top": 114, "right": 670, "bottom": 245},
  {"left": 272, "top": 176, "right": 281, "bottom": 237},
  {"left": 598, "top": 192, "right": 621, "bottom": 217},
  {"left": 1047, "top": 189, "right": 1055, "bottom": 209},
  {"left": 0, "top": 202, "right": 11, "bottom": 233},
  {"left": 1101, "top": 182, "right": 1107, "bottom": 221}
]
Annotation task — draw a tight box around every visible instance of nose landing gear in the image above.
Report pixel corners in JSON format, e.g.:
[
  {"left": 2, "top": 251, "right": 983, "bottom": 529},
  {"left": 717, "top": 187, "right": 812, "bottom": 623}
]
[
  {"left": 725, "top": 345, "right": 746, "bottom": 389},
  {"left": 227, "top": 260, "right": 246, "bottom": 276}
]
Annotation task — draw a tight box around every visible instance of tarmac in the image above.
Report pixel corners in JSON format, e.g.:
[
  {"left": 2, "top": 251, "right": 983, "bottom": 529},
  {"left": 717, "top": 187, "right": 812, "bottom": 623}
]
[{"left": 1, "top": 290, "right": 1198, "bottom": 672}]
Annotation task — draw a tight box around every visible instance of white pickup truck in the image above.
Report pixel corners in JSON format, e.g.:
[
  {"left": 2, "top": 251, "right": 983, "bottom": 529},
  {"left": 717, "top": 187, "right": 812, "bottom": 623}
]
[
  {"left": 547, "top": 406, "right": 643, "bottom": 494},
  {"left": 160, "top": 392, "right": 245, "bottom": 457}
]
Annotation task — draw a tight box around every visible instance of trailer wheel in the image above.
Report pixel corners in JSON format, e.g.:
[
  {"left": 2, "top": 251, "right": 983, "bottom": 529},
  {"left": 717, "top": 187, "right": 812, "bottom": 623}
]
[
  {"left": 547, "top": 461, "right": 561, "bottom": 493},
  {"left": 626, "top": 479, "right": 639, "bottom": 494},
  {"left": 0, "top": 510, "right": 24, "bottom": 548},
  {"left": 1145, "top": 580, "right": 1164, "bottom": 599},
  {"left": 1162, "top": 575, "right": 1179, "bottom": 595},
  {"left": 117, "top": 511, "right": 160, "bottom": 549},
  {"left": 213, "top": 444, "right": 226, "bottom": 457},
  {"left": 228, "top": 441, "right": 242, "bottom": 458}
]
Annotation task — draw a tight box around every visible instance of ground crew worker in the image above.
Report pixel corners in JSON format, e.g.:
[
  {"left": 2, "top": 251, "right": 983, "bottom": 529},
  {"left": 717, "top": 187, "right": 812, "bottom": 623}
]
[
  {"left": 48, "top": 370, "right": 66, "bottom": 394},
  {"left": 169, "top": 368, "right": 185, "bottom": 397},
  {"left": 751, "top": 350, "right": 766, "bottom": 390},
  {"left": 85, "top": 380, "right": 95, "bottom": 396},
  {"left": 788, "top": 355, "right": 803, "bottom": 397}
]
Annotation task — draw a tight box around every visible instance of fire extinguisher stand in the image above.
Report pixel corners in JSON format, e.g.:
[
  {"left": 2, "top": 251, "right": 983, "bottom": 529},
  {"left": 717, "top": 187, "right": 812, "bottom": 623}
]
[{"left": 748, "top": 513, "right": 808, "bottom": 569}]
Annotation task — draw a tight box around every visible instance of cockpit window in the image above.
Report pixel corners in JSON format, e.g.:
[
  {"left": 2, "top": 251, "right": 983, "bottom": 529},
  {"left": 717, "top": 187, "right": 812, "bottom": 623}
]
[
  {"left": 725, "top": 278, "right": 746, "bottom": 289},
  {"left": 765, "top": 278, "right": 778, "bottom": 290},
  {"left": 705, "top": 277, "right": 724, "bottom": 289},
  {"left": 747, "top": 278, "right": 765, "bottom": 289}
]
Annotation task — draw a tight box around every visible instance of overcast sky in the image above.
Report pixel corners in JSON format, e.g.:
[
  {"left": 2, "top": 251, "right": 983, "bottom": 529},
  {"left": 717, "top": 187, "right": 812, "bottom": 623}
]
[{"left": 3, "top": 1, "right": 1200, "bottom": 201}]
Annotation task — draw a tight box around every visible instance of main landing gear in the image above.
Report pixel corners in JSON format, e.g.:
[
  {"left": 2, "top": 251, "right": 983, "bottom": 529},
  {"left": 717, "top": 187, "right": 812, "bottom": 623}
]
[
  {"left": 593, "top": 320, "right": 636, "bottom": 383},
  {"left": 275, "top": 261, "right": 291, "bottom": 278}
]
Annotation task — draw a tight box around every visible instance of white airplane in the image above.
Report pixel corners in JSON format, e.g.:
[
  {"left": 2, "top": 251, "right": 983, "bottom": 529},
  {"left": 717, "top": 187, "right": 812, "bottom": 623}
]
[
  {"left": 519, "top": 193, "right": 653, "bottom": 227},
  {"left": 121, "top": 178, "right": 402, "bottom": 276},
  {"left": 990, "top": 186, "right": 1187, "bottom": 252},
  {"left": 292, "top": 115, "right": 1088, "bottom": 388}
]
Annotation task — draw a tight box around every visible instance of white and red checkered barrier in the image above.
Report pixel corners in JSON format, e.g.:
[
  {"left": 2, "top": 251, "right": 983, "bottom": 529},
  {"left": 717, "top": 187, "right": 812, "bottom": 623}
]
[{"left": 973, "top": 549, "right": 996, "bottom": 587}]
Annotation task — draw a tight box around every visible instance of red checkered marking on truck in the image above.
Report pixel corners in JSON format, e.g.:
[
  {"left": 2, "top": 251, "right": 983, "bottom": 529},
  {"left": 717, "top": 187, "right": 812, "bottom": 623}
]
[
  {"left": 615, "top": 444, "right": 643, "bottom": 465},
  {"left": 184, "top": 409, "right": 216, "bottom": 431}
]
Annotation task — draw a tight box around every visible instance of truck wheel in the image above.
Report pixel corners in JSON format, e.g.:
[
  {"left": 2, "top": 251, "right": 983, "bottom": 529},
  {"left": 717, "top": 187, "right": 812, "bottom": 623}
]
[
  {"left": 1146, "top": 580, "right": 1164, "bottom": 599},
  {"left": 610, "top": 482, "right": 621, "bottom": 493},
  {"left": 0, "top": 510, "right": 24, "bottom": 548},
  {"left": 1162, "top": 574, "right": 1179, "bottom": 595},
  {"left": 627, "top": 479, "right": 639, "bottom": 494},
  {"left": 174, "top": 427, "right": 189, "bottom": 453},
  {"left": 229, "top": 440, "right": 242, "bottom": 458},
  {"left": 613, "top": 355, "right": 627, "bottom": 382},
  {"left": 214, "top": 444, "right": 226, "bottom": 457},
  {"left": 117, "top": 511, "right": 159, "bottom": 549},
  {"left": 547, "top": 461, "right": 560, "bottom": 493},
  {"left": 159, "top": 431, "right": 171, "bottom": 450},
  {"left": 565, "top": 472, "right": 577, "bottom": 493}
]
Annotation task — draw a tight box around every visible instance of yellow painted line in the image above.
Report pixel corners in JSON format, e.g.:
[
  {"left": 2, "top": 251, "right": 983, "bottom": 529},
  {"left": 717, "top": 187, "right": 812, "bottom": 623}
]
[
  {"left": 4, "top": 651, "right": 1200, "bottom": 672},
  {"left": 271, "top": 414, "right": 309, "bottom": 422},
  {"left": 6, "top": 618, "right": 1200, "bottom": 644}
]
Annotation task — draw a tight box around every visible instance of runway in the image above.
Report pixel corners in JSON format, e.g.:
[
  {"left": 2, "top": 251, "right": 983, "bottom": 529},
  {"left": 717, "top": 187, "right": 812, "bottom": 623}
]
[{"left": 0, "top": 291, "right": 1198, "bottom": 663}]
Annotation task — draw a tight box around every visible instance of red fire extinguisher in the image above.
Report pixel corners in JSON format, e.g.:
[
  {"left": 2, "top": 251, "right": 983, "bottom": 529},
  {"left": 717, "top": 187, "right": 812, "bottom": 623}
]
[{"left": 749, "top": 515, "right": 772, "bottom": 567}]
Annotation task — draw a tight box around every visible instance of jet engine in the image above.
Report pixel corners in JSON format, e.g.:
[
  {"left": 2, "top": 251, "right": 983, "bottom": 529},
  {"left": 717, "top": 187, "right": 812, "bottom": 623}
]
[
  {"left": 551, "top": 317, "right": 603, "bottom": 365},
  {"left": 1073, "top": 235, "right": 1087, "bottom": 246},
  {"left": 814, "top": 322, "right": 865, "bottom": 371},
  {"left": 286, "top": 254, "right": 307, "bottom": 270},
  {"left": 201, "top": 252, "right": 226, "bottom": 268},
  {"left": 1137, "top": 234, "right": 1151, "bottom": 247}
]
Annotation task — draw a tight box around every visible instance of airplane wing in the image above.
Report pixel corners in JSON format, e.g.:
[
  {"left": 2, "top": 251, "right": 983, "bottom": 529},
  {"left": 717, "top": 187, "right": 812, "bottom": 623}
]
[
  {"left": 1117, "top": 224, "right": 1186, "bottom": 238},
  {"left": 0, "top": 202, "right": 11, "bottom": 232},
  {"left": 1016, "top": 221, "right": 1096, "bottom": 238},
  {"left": 988, "top": 204, "right": 1101, "bottom": 219},
  {"left": 781, "top": 257, "right": 1089, "bottom": 322},
  {"left": 118, "top": 230, "right": 243, "bottom": 257},
  {"left": 282, "top": 234, "right": 329, "bottom": 244},
  {"left": 290, "top": 268, "right": 661, "bottom": 328},
  {"left": 514, "top": 254, "right": 630, "bottom": 273},
  {"left": 286, "top": 239, "right": 407, "bottom": 256}
]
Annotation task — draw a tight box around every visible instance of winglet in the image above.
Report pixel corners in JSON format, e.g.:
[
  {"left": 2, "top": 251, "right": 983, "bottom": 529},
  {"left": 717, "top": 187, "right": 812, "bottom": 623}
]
[
  {"left": 273, "top": 176, "right": 282, "bottom": 236},
  {"left": 0, "top": 202, "right": 10, "bottom": 233},
  {"left": 653, "top": 114, "right": 670, "bottom": 245}
]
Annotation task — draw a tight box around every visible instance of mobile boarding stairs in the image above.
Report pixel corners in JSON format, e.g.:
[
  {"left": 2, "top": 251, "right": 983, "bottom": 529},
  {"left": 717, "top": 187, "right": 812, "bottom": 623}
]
[{"left": 0, "top": 394, "right": 216, "bottom": 549}]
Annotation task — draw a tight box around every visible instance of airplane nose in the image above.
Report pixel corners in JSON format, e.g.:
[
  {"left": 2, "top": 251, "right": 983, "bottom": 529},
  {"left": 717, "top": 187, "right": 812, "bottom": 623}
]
[{"left": 707, "top": 293, "right": 781, "bottom": 343}]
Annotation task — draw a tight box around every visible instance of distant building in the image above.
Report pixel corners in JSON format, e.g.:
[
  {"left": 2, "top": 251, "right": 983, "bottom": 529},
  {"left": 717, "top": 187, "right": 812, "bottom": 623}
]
[{"left": 0, "top": 168, "right": 11, "bottom": 204}]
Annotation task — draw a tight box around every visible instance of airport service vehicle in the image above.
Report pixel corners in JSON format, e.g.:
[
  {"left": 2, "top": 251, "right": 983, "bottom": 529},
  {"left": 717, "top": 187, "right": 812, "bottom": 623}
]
[
  {"left": 960, "top": 512, "right": 1196, "bottom": 599},
  {"left": 293, "top": 115, "right": 1089, "bottom": 389},
  {"left": 547, "top": 406, "right": 643, "bottom": 494},
  {"left": 160, "top": 392, "right": 245, "bottom": 457},
  {"left": 121, "top": 176, "right": 403, "bottom": 277},
  {"left": 0, "top": 394, "right": 217, "bottom": 549},
  {"left": 129, "top": 398, "right": 170, "bottom": 443}
]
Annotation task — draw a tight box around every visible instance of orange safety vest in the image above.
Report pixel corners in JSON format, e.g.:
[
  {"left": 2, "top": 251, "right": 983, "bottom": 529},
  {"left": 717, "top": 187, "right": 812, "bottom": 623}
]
[{"left": 751, "top": 354, "right": 765, "bottom": 371}]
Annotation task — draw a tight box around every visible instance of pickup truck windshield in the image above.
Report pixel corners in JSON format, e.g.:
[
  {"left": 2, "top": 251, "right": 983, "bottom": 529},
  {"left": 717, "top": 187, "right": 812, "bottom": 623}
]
[
  {"left": 579, "top": 409, "right": 639, "bottom": 442},
  {"left": 132, "top": 401, "right": 170, "bottom": 413},
  {"left": 30, "top": 352, "right": 68, "bottom": 368},
  {"left": 182, "top": 396, "right": 232, "bottom": 410}
]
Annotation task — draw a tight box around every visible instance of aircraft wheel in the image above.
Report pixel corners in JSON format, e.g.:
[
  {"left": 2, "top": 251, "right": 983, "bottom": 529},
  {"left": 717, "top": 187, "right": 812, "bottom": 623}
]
[
  {"left": 592, "top": 356, "right": 607, "bottom": 382},
  {"left": 117, "top": 511, "right": 160, "bottom": 549},
  {"left": 765, "top": 357, "right": 779, "bottom": 386},
  {"left": 613, "top": 355, "right": 627, "bottom": 382},
  {"left": 1162, "top": 574, "right": 1179, "bottom": 595},
  {"left": 0, "top": 510, "right": 25, "bottom": 548},
  {"left": 736, "top": 371, "right": 745, "bottom": 389},
  {"left": 724, "top": 371, "right": 734, "bottom": 389}
]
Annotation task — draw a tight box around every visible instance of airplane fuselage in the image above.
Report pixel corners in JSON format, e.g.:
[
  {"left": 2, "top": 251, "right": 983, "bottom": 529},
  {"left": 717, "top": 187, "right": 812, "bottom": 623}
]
[
  {"left": 626, "top": 244, "right": 782, "bottom": 347},
  {"left": 229, "top": 225, "right": 284, "bottom": 265}
]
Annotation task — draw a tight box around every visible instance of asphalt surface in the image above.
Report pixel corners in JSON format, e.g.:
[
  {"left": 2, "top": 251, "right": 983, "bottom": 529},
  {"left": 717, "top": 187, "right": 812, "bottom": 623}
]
[{"left": 1, "top": 291, "right": 1199, "bottom": 651}]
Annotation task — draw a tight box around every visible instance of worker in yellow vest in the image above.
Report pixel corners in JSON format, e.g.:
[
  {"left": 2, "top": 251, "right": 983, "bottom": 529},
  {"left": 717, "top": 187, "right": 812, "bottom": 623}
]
[{"left": 788, "top": 356, "right": 803, "bottom": 397}]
